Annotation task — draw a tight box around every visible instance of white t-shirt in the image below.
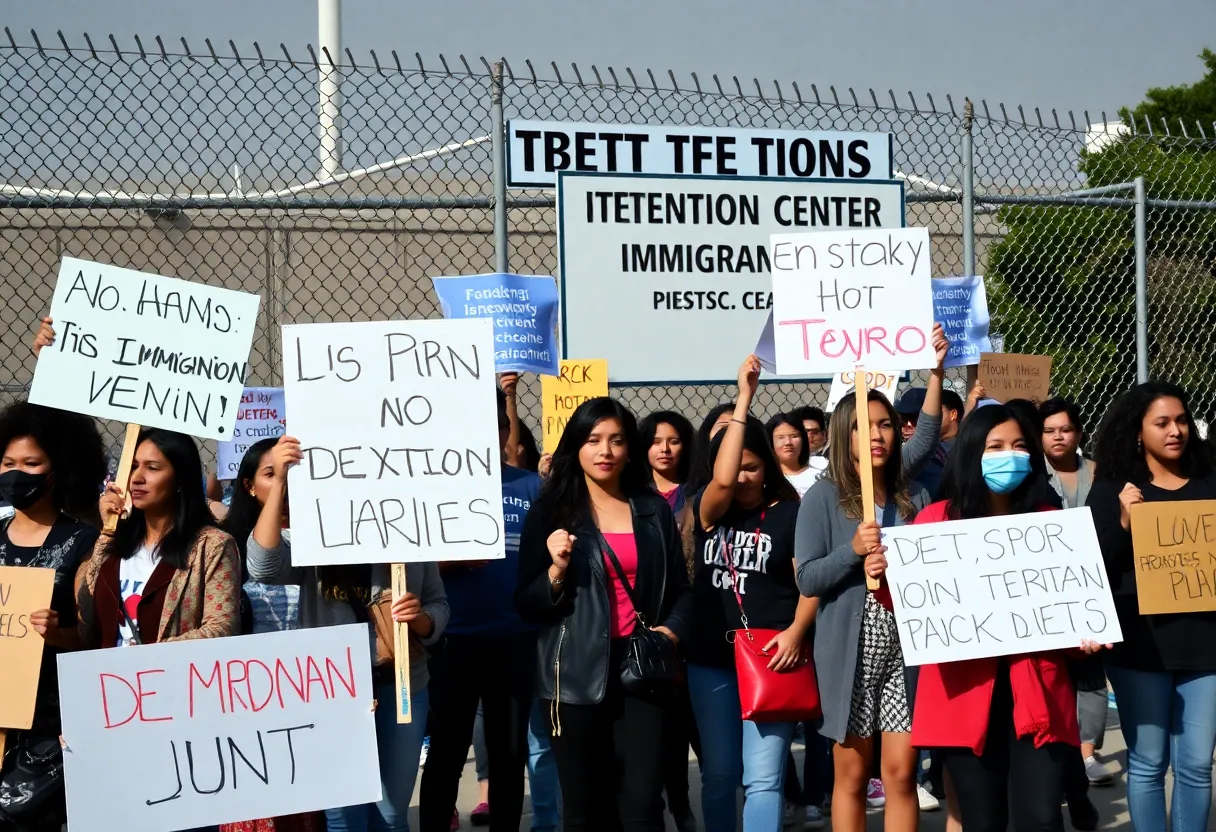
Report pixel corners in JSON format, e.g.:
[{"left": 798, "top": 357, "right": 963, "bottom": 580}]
[
  {"left": 786, "top": 458, "right": 829, "bottom": 498},
  {"left": 117, "top": 544, "right": 161, "bottom": 647}
]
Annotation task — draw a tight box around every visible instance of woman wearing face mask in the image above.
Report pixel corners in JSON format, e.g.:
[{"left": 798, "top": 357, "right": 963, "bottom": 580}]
[
  {"left": 767, "top": 413, "right": 824, "bottom": 498},
  {"left": 910, "top": 404, "right": 1107, "bottom": 832},
  {"left": 795, "top": 324, "right": 949, "bottom": 832},
  {"left": 688, "top": 357, "right": 811, "bottom": 832},
  {"left": 1087, "top": 382, "right": 1216, "bottom": 832},
  {"left": 515, "top": 397, "right": 691, "bottom": 832},
  {"left": 0, "top": 401, "right": 106, "bottom": 830}
]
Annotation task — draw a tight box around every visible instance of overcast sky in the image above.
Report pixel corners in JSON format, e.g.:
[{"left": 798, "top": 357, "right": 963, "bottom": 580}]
[{"left": 7, "top": 0, "right": 1215, "bottom": 123}]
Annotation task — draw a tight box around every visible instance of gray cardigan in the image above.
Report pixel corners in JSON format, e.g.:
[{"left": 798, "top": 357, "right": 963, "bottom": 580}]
[
  {"left": 246, "top": 533, "right": 449, "bottom": 693},
  {"left": 794, "top": 411, "right": 939, "bottom": 743},
  {"left": 1045, "top": 454, "right": 1095, "bottom": 509}
]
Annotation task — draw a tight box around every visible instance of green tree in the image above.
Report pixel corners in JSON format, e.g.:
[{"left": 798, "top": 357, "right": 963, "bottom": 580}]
[{"left": 986, "top": 49, "right": 1216, "bottom": 429}]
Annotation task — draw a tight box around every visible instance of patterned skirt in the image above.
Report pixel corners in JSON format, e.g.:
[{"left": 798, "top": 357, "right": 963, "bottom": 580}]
[
  {"left": 219, "top": 813, "right": 324, "bottom": 832},
  {"left": 846, "top": 591, "right": 911, "bottom": 737}
]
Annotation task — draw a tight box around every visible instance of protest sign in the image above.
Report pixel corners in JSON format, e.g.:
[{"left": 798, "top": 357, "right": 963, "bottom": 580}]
[
  {"left": 769, "top": 228, "right": 936, "bottom": 375},
  {"left": 283, "top": 318, "right": 505, "bottom": 567},
  {"left": 933, "top": 276, "right": 992, "bottom": 368},
  {"left": 883, "top": 507, "right": 1122, "bottom": 665},
  {"left": 0, "top": 566, "right": 54, "bottom": 729},
  {"left": 826, "top": 369, "right": 901, "bottom": 412},
  {"left": 57, "top": 625, "right": 379, "bottom": 832},
  {"left": 217, "top": 387, "right": 287, "bottom": 478},
  {"left": 978, "top": 352, "right": 1053, "bottom": 403},
  {"left": 1130, "top": 500, "right": 1216, "bottom": 614},
  {"left": 29, "top": 258, "right": 261, "bottom": 440},
  {"left": 558, "top": 172, "right": 905, "bottom": 384},
  {"left": 432, "top": 273, "right": 560, "bottom": 375},
  {"left": 509, "top": 120, "right": 894, "bottom": 187},
  {"left": 541, "top": 359, "right": 609, "bottom": 453}
]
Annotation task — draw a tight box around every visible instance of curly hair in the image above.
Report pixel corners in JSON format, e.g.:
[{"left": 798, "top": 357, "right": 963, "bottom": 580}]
[
  {"left": 0, "top": 400, "right": 107, "bottom": 527},
  {"left": 1092, "top": 381, "right": 1212, "bottom": 484}
]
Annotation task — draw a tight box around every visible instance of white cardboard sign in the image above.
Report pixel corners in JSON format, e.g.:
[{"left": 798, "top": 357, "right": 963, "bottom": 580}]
[
  {"left": 57, "top": 626, "right": 380, "bottom": 832},
  {"left": 769, "top": 228, "right": 936, "bottom": 375},
  {"left": 282, "top": 318, "right": 506, "bottom": 566},
  {"left": 825, "top": 369, "right": 902, "bottom": 412},
  {"left": 509, "top": 119, "right": 894, "bottom": 188},
  {"left": 558, "top": 172, "right": 905, "bottom": 384},
  {"left": 882, "top": 507, "right": 1123, "bottom": 666},
  {"left": 29, "top": 258, "right": 261, "bottom": 440}
]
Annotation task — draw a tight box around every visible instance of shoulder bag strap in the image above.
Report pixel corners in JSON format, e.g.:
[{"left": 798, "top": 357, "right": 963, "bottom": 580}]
[{"left": 598, "top": 530, "right": 648, "bottom": 629}]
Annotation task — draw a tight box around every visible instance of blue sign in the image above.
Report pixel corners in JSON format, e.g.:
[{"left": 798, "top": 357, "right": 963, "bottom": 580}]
[
  {"left": 432, "top": 273, "right": 560, "bottom": 375},
  {"left": 933, "top": 275, "right": 992, "bottom": 369}
]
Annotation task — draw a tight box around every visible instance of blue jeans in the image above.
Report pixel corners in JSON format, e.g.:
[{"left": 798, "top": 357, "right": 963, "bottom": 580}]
[
  {"left": 527, "top": 698, "right": 561, "bottom": 832},
  {"left": 1105, "top": 664, "right": 1216, "bottom": 832},
  {"left": 327, "top": 683, "right": 429, "bottom": 832},
  {"left": 688, "top": 663, "right": 795, "bottom": 832}
]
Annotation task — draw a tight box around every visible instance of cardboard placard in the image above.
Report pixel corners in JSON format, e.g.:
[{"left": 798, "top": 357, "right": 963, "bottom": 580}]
[
  {"left": 978, "top": 353, "right": 1053, "bottom": 403},
  {"left": 883, "top": 507, "right": 1122, "bottom": 665},
  {"left": 1130, "top": 500, "right": 1216, "bottom": 614},
  {"left": 826, "top": 368, "right": 900, "bottom": 412},
  {"left": 57, "top": 626, "right": 380, "bottom": 832},
  {"left": 0, "top": 566, "right": 55, "bottom": 729},
  {"left": 540, "top": 359, "right": 609, "bottom": 453}
]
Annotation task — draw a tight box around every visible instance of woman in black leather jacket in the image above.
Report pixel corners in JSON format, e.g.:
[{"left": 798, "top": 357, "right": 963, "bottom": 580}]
[{"left": 516, "top": 396, "right": 692, "bottom": 832}]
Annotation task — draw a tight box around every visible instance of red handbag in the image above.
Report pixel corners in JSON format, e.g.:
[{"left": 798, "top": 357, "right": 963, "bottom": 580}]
[{"left": 719, "top": 524, "right": 822, "bottom": 723}]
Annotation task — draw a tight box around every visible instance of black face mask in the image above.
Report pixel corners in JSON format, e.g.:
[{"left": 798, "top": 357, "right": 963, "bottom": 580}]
[{"left": 0, "top": 470, "right": 52, "bottom": 510}]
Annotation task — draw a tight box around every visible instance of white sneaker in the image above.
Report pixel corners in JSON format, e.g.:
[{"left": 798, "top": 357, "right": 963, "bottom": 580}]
[
  {"left": 1085, "top": 755, "right": 1115, "bottom": 786},
  {"left": 917, "top": 785, "right": 941, "bottom": 811},
  {"left": 783, "top": 803, "right": 805, "bottom": 827},
  {"left": 804, "top": 806, "right": 826, "bottom": 829},
  {"left": 866, "top": 779, "right": 886, "bottom": 808}
]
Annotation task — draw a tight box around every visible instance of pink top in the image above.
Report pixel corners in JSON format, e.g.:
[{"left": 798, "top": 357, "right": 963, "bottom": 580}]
[{"left": 602, "top": 532, "right": 639, "bottom": 638}]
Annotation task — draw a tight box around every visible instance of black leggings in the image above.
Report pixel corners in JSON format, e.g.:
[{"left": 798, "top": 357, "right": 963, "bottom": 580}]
[
  {"left": 937, "top": 673, "right": 1069, "bottom": 832},
  {"left": 661, "top": 685, "right": 701, "bottom": 820}
]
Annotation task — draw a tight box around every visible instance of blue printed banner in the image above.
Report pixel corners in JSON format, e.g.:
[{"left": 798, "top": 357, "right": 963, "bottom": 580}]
[
  {"left": 932, "top": 276, "right": 992, "bottom": 369},
  {"left": 432, "top": 273, "right": 560, "bottom": 375}
]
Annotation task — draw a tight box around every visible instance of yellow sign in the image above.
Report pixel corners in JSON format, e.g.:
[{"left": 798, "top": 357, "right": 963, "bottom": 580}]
[
  {"left": 1131, "top": 499, "right": 1216, "bottom": 614},
  {"left": 0, "top": 566, "right": 55, "bottom": 729},
  {"left": 541, "top": 359, "right": 609, "bottom": 453}
]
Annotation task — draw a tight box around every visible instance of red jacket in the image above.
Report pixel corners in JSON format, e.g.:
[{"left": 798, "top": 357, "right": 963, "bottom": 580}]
[{"left": 908, "top": 500, "right": 1081, "bottom": 755}]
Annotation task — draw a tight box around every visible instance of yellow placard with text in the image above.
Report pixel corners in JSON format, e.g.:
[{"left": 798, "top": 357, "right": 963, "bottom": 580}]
[
  {"left": 542, "top": 359, "right": 609, "bottom": 453},
  {"left": 1131, "top": 499, "right": 1216, "bottom": 614},
  {"left": 0, "top": 566, "right": 55, "bottom": 730}
]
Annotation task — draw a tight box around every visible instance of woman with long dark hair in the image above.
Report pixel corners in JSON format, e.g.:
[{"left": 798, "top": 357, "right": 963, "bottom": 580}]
[
  {"left": 688, "top": 356, "right": 812, "bottom": 832},
  {"left": 795, "top": 324, "right": 949, "bottom": 832},
  {"left": 0, "top": 401, "right": 106, "bottom": 829},
  {"left": 1087, "top": 382, "right": 1216, "bottom": 832},
  {"left": 686, "top": 403, "right": 738, "bottom": 497},
  {"left": 911, "top": 404, "right": 1106, "bottom": 832},
  {"left": 516, "top": 397, "right": 691, "bottom": 832}
]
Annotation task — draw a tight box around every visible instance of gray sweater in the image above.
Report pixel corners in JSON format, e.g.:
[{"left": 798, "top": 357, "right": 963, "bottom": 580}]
[
  {"left": 794, "top": 411, "right": 939, "bottom": 743},
  {"left": 246, "top": 534, "right": 449, "bottom": 693}
]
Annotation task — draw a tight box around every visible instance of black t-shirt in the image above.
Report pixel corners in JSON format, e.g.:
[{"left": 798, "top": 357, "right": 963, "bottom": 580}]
[
  {"left": 688, "top": 491, "right": 801, "bottom": 667},
  {"left": 0, "top": 516, "right": 99, "bottom": 732}
]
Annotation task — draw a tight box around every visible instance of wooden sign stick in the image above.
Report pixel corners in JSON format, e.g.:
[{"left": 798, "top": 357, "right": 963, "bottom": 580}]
[
  {"left": 103, "top": 423, "right": 142, "bottom": 534},
  {"left": 391, "top": 563, "right": 413, "bottom": 724},
  {"left": 854, "top": 366, "right": 880, "bottom": 591},
  {"left": 0, "top": 729, "right": 6, "bottom": 762}
]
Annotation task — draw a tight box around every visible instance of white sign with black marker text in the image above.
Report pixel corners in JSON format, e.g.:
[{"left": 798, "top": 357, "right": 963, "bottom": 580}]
[
  {"left": 282, "top": 318, "right": 505, "bottom": 566},
  {"left": 558, "top": 172, "right": 905, "bottom": 384},
  {"left": 882, "top": 508, "right": 1123, "bottom": 666},
  {"left": 509, "top": 120, "right": 894, "bottom": 188},
  {"left": 29, "top": 258, "right": 261, "bottom": 440}
]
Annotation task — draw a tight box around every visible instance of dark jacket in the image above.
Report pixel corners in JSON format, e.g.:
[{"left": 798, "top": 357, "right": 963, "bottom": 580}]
[{"left": 516, "top": 490, "right": 692, "bottom": 706}]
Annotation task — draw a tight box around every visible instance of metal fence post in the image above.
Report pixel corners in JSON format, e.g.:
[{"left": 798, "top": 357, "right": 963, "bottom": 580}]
[
  {"left": 491, "top": 61, "right": 509, "bottom": 274},
  {"left": 962, "top": 98, "right": 975, "bottom": 278},
  {"left": 1134, "top": 175, "right": 1149, "bottom": 383}
]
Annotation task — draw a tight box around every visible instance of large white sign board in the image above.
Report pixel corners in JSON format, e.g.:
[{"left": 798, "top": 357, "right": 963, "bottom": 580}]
[
  {"left": 769, "top": 228, "right": 936, "bottom": 375},
  {"left": 283, "top": 318, "right": 506, "bottom": 566},
  {"left": 29, "top": 258, "right": 261, "bottom": 440},
  {"left": 558, "top": 172, "right": 905, "bottom": 384},
  {"left": 509, "top": 120, "right": 893, "bottom": 188},
  {"left": 58, "top": 626, "right": 380, "bottom": 832},
  {"left": 882, "top": 507, "right": 1123, "bottom": 666}
]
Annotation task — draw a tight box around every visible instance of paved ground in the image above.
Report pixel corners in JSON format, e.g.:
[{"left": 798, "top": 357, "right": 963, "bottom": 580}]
[{"left": 410, "top": 706, "right": 1208, "bottom": 831}]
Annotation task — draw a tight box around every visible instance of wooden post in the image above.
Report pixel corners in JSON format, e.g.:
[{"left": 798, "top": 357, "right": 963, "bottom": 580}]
[
  {"left": 854, "top": 366, "right": 881, "bottom": 591},
  {"left": 391, "top": 563, "right": 413, "bottom": 724},
  {"left": 103, "top": 423, "right": 142, "bottom": 534},
  {"left": 0, "top": 729, "right": 6, "bottom": 762}
]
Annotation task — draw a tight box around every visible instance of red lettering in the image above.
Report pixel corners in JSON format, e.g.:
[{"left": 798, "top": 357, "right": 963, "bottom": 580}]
[
  {"left": 188, "top": 661, "right": 226, "bottom": 717},
  {"left": 100, "top": 673, "right": 139, "bottom": 729},
  {"left": 777, "top": 318, "right": 826, "bottom": 360},
  {"left": 325, "top": 647, "right": 357, "bottom": 699},
  {"left": 305, "top": 656, "right": 330, "bottom": 701},
  {"left": 134, "top": 669, "right": 173, "bottom": 724},
  {"left": 246, "top": 660, "right": 276, "bottom": 712},
  {"left": 226, "top": 659, "right": 250, "bottom": 711},
  {"left": 895, "top": 326, "right": 927, "bottom": 354},
  {"left": 274, "top": 658, "right": 307, "bottom": 708}
]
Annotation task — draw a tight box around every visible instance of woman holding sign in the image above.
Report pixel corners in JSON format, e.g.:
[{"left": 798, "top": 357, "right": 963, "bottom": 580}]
[
  {"left": 1088, "top": 382, "right": 1216, "bottom": 832},
  {"left": 794, "top": 323, "right": 949, "bottom": 832},
  {"left": 909, "top": 404, "right": 1106, "bottom": 832},
  {"left": 687, "top": 356, "right": 813, "bottom": 832},
  {"left": 516, "top": 397, "right": 691, "bottom": 832}
]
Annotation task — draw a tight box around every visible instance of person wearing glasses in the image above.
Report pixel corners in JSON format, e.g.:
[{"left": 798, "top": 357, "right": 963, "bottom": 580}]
[{"left": 790, "top": 407, "right": 828, "bottom": 456}]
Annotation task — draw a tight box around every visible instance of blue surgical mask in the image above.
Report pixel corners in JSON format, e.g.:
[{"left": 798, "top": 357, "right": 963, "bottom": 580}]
[{"left": 981, "top": 450, "right": 1032, "bottom": 494}]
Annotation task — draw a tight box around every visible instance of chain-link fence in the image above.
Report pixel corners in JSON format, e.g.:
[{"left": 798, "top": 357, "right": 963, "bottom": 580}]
[{"left": 1, "top": 32, "right": 1214, "bottom": 463}]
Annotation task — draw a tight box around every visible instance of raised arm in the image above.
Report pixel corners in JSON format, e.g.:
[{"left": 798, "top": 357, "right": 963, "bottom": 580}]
[
  {"left": 500, "top": 373, "right": 524, "bottom": 468},
  {"left": 699, "top": 356, "right": 760, "bottom": 529}
]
